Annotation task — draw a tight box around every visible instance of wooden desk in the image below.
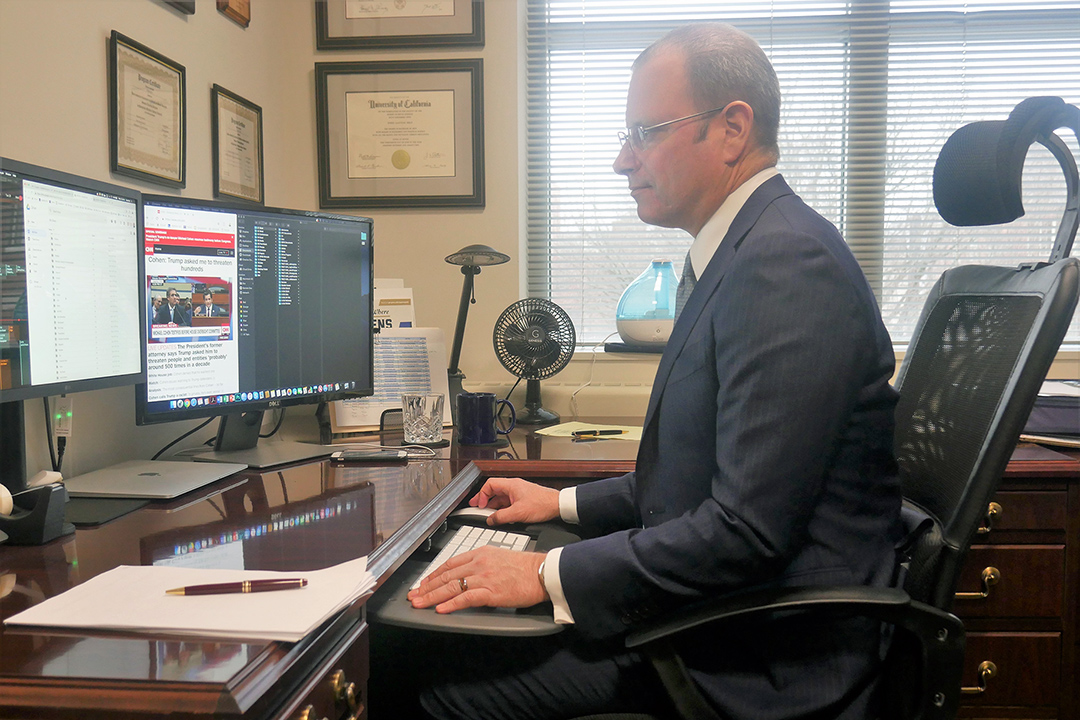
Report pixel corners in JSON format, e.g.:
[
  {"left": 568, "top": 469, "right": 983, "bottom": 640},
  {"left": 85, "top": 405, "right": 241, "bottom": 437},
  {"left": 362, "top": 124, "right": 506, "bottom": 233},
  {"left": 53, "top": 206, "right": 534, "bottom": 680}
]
[
  {"left": 0, "top": 439, "right": 1076, "bottom": 719},
  {"left": 0, "top": 458, "right": 483, "bottom": 719}
]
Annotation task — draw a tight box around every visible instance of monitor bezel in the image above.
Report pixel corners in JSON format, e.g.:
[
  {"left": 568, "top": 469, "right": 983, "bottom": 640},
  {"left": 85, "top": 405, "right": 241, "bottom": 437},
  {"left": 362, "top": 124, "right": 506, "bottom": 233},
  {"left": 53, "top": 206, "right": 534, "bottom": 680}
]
[
  {"left": 134, "top": 194, "right": 375, "bottom": 426},
  {"left": 0, "top": 156, "right": 145, "bottom": 405}
]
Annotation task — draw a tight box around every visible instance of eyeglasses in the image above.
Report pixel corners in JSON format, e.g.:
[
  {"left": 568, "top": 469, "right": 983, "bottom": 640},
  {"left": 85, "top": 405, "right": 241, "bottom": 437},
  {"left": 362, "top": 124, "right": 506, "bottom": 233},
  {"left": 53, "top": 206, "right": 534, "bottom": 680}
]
[{"left": 618, "top": 106, "right": 727, "bottom": 153}]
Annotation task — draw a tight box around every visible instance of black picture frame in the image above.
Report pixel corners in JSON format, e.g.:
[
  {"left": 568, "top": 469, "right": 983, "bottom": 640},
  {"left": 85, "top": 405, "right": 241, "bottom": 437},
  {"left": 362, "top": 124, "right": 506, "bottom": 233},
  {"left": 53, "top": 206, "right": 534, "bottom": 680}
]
[
  {"left": 163, "top": 1, "right": 196, "bottom": 14},
  {"left": 315, "top": 59, "right": 485, "bottom": 209},
  {"left": 108, "top": 31, "right": 186, "bottom": 188},
  {"left": 211, "top": 85, "right": 264, "bottom": 205},
  {"left": 315, "top": 0, "right": 483, "bottom": 50}
]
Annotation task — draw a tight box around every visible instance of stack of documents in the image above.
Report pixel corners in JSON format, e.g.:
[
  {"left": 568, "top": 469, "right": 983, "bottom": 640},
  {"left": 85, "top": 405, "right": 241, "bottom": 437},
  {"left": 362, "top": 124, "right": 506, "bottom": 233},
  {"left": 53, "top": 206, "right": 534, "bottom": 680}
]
[
  {"left": 1021, "top": 380, "right": 1080, "bottom": 448},
  {"left": 4, "top": 557, "right": 374, "bottom": 642}
]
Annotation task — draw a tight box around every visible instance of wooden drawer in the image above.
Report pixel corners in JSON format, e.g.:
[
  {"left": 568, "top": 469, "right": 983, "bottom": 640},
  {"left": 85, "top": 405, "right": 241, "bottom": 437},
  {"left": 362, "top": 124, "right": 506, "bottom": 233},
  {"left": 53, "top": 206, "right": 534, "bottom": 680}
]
[
  {"left": 284, "top": 627, "right": 369, "bottom": 720},
  {"left": 954, "top": 546, "right": 1064, "bottom": 617},
  {"left": 983, "top": 491, "right": 1068, "bottom": 533},
  {"left": 959, "top": 632, "right": 1061, "bottom": 709}
]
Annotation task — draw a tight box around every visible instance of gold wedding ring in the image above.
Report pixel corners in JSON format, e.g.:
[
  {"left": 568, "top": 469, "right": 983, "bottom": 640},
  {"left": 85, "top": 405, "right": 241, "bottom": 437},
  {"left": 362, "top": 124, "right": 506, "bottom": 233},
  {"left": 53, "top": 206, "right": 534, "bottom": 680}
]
[{"left": 458, "top": 577, "right": 469, "bottom": 592}]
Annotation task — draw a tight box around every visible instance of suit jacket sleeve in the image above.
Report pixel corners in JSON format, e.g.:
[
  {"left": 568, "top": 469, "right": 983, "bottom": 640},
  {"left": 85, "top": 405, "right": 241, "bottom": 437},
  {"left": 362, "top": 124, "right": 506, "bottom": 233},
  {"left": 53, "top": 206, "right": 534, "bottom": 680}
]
[{"left": 557, "top": 197, "right": 898, "bottom": 640}]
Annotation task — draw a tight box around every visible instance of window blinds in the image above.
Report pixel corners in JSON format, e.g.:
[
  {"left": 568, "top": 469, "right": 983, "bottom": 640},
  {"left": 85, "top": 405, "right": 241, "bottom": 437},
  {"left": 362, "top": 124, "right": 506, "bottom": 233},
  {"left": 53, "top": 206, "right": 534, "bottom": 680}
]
[{"left": 525, "top": 0, "right": 1080, "bottom": 346}]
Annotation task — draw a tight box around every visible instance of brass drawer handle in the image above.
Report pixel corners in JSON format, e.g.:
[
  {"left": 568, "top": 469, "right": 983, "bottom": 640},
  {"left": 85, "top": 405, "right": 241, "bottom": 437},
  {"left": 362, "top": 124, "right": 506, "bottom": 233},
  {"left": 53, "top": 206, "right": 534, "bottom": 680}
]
[
  {"left": 296, "top": 705, "right": 328, "bottom": 720},
  {"left": 960, "top": 661, "right": 997, "bottom": 695},
  {"left": 955, "top": 567, "right": 1000, "bottom": 600},
  {"left": 975, "top": 501, "right": 1002, "bottom": 535},
  {"left": 331, "top": 668, "right": 363, "bottom": 715}
]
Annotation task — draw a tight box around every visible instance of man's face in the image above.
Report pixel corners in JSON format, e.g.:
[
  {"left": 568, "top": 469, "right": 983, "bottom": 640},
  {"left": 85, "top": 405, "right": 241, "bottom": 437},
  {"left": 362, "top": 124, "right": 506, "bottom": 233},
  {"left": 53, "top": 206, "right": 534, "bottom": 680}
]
[
  {"left": 204, "top": 293, "right": 213, "bottom": 307},
  {"left": 167, "top": 290, "right": 180, "bottom": 307},
  {"left": 613, "top": 50, "right": 731, "bottom": 236}
]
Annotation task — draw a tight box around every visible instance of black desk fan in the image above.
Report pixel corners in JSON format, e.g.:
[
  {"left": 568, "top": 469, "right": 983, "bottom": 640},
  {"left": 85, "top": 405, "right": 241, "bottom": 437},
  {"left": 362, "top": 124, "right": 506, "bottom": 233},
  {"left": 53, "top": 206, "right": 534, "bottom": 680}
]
[{"left": 493, "top": 298, "right": 576, "bottom": 425}]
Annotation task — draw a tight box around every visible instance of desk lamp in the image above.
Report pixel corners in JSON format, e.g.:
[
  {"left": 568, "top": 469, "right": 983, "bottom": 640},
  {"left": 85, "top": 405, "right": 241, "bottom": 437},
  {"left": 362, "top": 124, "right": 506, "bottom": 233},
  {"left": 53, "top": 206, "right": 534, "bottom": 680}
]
[{"left": 445, "top": 244, "right": 511, "bottom": 404}]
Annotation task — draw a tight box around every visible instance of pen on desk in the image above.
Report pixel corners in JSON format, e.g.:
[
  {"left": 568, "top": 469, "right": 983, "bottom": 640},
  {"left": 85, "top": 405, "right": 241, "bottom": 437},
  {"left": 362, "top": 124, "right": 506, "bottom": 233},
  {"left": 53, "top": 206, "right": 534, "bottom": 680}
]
[
  {"left": 571, "top": 429, "right": 628, "bottom": 437},
  {"left": 165, "top": 578, "right": 308, "bottom": 596}
]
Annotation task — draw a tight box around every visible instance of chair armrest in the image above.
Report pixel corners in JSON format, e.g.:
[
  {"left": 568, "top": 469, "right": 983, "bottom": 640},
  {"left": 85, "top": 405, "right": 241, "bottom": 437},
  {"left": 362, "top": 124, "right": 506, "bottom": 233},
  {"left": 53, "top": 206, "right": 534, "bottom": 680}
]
[
  {"left": 624, "top": 586, "right": 966, "bottom": 720},
  {"left": 625, "top": 585, "right": 910, "bottom": 648}
]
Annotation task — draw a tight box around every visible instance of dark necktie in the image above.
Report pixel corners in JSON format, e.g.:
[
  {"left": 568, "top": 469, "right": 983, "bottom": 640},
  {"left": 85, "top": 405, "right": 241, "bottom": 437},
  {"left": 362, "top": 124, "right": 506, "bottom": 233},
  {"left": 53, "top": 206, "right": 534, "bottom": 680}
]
[{"left": 674, "top": 252, "right": 696, "bottom": 321}]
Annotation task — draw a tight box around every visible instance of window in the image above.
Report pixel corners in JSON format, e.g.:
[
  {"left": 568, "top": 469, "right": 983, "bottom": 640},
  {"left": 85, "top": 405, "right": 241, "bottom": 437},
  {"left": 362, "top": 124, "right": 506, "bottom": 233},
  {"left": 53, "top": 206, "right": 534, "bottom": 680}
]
[{"left": 526, "top": 0, "right": 1080, "bottom": 346}]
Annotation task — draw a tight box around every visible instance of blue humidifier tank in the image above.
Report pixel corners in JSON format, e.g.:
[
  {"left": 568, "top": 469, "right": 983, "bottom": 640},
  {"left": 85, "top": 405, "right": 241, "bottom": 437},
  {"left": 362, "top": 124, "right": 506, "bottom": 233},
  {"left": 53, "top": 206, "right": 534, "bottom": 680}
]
[{"left": 615, "top": 259, "right": 677, "bottom": 346}]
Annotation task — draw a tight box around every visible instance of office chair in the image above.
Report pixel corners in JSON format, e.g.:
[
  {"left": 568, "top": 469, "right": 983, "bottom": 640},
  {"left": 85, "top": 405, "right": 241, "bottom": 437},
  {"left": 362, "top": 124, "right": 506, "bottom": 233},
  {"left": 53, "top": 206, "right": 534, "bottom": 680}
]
[{"left": 569, "top": 97, "right": 1080, "bottom": 720}]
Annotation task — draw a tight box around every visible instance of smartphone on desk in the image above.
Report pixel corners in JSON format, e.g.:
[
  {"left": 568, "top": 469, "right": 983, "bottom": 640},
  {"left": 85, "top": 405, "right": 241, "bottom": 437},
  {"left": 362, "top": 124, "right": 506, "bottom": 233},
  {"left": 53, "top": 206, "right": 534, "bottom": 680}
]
[{"left": 330, "top": 449, "right": 409, "bottom": 462}]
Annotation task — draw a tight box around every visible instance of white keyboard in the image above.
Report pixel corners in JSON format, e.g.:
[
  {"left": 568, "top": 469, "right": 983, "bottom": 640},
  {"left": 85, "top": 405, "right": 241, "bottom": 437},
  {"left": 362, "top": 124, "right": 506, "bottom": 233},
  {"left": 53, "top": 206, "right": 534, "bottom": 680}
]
[{"left": 410, "top": 525, "right": 531, "bottom": 590}]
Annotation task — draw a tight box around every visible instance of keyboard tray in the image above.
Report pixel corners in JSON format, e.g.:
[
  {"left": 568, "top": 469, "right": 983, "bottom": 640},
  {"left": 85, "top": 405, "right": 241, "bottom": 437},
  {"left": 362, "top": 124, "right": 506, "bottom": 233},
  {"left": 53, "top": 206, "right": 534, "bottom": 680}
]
[{"left": 369, "top": 522, "right": 580, "bottom": 637}]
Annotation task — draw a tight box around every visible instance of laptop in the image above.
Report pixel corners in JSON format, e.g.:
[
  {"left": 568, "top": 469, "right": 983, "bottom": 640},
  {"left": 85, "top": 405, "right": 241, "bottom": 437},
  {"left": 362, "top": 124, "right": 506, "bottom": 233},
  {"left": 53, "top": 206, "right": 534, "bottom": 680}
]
[{"left": 64, "top": 460, "right": 248, "bottom": 499}]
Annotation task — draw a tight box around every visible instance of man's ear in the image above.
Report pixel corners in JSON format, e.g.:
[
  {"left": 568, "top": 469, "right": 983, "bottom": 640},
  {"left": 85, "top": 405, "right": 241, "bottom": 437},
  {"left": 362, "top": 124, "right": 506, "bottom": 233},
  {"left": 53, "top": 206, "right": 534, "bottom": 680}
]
[{"left": 716, "top": 101, "right": 755, "bottom": 162}]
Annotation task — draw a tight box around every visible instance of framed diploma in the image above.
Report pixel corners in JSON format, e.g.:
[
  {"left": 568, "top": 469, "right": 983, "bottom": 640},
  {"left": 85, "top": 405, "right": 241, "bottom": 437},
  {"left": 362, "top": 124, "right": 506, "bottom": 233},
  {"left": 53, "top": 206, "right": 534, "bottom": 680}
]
[
  {"left": 211, "top": 85, "right": 264, "bottom": 204},
  {"left": 315, "top": 0, "right": 483, "bottom": 49},
  {"left": 108, "top": 31, "right": 186, "bottom": 188},
  {"left": 315, "top": 59, "right": 485, "bottom": 209},
  {"left": 217, "top": 0, "right": 251, "bottom": 27}
]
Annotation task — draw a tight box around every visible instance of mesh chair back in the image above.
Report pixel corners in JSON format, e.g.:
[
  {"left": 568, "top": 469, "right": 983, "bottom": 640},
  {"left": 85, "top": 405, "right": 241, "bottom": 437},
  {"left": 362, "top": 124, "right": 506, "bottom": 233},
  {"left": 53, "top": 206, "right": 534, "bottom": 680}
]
[{"left": 894, "top": 259, "right": 1079, "bottom": 610}]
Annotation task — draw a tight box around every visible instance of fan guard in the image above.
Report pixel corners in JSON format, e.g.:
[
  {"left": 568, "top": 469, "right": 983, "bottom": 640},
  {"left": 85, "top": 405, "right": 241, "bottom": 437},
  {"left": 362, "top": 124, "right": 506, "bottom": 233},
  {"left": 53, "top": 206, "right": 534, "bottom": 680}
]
[{"left": 493, "top": 298, "right": 575, "bottom": 425}]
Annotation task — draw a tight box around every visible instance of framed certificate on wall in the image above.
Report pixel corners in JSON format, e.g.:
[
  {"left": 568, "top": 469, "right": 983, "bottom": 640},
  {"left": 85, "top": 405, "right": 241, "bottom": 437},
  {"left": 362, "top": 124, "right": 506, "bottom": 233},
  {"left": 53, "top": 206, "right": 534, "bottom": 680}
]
[
  {"left": 315, "top": 59, "right": 484, "bottom": 208},
  {"left": 108, "top": 31, "right": 186, "bottom": 188}
]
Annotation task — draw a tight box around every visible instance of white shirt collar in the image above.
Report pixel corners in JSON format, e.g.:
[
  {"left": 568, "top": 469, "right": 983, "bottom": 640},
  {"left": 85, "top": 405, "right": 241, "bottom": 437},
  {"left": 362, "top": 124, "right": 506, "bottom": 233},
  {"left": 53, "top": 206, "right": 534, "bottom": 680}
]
[{"left": 688, "top": 167, "right": 779, "bottom": 278}]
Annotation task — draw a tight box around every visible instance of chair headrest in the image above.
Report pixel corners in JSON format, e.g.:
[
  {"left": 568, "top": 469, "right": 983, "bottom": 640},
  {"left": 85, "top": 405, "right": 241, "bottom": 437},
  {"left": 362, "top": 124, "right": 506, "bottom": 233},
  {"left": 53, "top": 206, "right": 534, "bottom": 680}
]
[{"left": 933, "top": 96, "right": 1078, "bottom": 227}]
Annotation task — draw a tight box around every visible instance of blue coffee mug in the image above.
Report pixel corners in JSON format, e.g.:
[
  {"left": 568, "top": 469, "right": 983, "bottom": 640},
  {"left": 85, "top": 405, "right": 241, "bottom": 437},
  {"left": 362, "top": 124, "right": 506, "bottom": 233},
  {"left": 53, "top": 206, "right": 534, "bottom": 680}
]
[{"left": 457, "top": 392, "right": 515, "bottom": 445}]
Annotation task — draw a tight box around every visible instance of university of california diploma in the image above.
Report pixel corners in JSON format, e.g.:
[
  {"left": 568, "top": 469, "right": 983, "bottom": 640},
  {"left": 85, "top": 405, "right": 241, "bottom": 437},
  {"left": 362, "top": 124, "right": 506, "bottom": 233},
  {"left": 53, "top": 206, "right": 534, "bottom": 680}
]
[{"left": 345, "top": 90, "right": 456, "bottom": 179}]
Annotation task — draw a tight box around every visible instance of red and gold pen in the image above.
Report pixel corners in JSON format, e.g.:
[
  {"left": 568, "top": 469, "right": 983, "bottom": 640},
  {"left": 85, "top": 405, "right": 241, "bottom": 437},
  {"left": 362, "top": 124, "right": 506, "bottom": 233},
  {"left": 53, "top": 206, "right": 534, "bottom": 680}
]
[{"left": 165, "top": 578, "right": 308, "bottom": 596}]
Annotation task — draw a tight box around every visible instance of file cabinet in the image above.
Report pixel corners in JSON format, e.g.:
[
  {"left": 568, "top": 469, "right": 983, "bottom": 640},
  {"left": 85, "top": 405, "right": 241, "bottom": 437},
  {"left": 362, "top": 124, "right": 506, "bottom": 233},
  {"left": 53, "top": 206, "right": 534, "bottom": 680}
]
[{"left": 955, "top": 447, "right": 1080, "bottom": 719}]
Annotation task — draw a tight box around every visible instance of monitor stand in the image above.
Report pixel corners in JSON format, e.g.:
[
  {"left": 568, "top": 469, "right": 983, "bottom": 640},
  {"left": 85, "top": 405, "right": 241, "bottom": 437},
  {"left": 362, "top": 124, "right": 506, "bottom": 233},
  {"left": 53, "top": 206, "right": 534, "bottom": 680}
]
[
  {"left": 0, "top": 400, "right": 27, "bottom": 495},
  {"left": 192, "top": 410, "right": 336, "bottom": 469},
  {"left": 0, "top": 400, "right": 73, "bottom": 545}
]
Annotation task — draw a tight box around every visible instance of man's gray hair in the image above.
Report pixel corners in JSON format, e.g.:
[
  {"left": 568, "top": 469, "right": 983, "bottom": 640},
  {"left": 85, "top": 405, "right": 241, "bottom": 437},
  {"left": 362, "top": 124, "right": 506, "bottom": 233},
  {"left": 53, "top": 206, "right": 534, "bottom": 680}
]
[{"left": 636, "top": 23, "right": 781, "bottom": 160}]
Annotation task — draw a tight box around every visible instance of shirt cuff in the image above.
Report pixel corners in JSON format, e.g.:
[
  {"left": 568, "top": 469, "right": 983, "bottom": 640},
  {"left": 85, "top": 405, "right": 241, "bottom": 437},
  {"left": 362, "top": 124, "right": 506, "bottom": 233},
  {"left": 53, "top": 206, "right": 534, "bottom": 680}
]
[
  {"left": 558, "top": 487, "right": 580, "bottom": 524},
  {"left": 544, "top": 546, "right": 575, "bottom": 624}
]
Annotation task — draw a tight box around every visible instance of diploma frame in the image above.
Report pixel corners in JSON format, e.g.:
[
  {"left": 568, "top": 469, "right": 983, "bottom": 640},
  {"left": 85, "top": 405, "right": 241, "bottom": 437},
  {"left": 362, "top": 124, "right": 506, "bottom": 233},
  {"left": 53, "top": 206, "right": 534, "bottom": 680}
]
[
  {"left": 315, "top": 59, "right": 485, "bottom": 209},
  {"left": 108, "top": 31, "right": 186, "bottom": 188},
  {"left": 315, "top": 0, "right": 483, "bottom": 50},
  {"left": 211, "top": 85, "right": 264, "bottom": 204}
]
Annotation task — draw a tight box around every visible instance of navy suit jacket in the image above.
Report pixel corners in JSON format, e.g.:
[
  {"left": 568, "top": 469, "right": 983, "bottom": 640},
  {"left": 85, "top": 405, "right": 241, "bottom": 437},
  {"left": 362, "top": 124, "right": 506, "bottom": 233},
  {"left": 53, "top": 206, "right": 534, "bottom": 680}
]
[
  {"left": 559, "top": 175, "right": 903, "bottom": 718},
  {"left": 154, "top": 304, "right": 191, "bottom": 326},
  {"left": 193, "top": 304, "right": 228, "bottom": 317}
]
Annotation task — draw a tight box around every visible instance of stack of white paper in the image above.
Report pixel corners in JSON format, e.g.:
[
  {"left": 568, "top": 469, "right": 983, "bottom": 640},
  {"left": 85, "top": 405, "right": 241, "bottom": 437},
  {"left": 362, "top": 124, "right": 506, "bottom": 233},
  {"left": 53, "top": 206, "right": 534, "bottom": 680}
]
[{"left": 4, "top": 557, "right": 374, "bottom": 642}]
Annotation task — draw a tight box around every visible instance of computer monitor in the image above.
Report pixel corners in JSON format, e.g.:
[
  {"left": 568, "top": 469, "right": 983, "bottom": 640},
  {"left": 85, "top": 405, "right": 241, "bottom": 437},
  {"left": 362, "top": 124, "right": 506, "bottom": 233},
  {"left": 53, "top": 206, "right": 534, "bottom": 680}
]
[
  {"left": 136, "top": 195, "right": 374, "bottom": 468},
  {"left": 0, "top": 157, "right": 143, "bottom": 490}
]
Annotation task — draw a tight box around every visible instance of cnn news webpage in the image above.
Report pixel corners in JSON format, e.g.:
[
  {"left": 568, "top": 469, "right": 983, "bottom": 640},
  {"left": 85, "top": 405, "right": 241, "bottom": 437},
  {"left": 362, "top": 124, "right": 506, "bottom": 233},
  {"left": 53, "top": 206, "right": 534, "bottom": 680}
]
[{"left": 144, "top": 204, "right": 238, "bottom": 404}]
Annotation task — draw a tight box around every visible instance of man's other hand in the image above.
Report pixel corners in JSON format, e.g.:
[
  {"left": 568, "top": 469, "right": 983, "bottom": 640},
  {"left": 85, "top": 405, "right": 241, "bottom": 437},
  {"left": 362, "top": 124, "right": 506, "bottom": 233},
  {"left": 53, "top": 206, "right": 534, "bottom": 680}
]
[{"left": 469, "top": 477, "right": 560, "bottom": 526}]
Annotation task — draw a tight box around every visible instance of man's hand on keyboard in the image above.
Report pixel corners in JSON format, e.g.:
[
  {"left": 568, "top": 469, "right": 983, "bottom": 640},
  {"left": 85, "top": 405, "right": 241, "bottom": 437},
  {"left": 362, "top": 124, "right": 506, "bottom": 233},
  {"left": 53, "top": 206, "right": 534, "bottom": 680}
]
[
  {"left": 407, "top": 547, "right": 548, "bottom": 614},
  {"left": 469, "top": 477, "right": 560, "bottom": 525}
]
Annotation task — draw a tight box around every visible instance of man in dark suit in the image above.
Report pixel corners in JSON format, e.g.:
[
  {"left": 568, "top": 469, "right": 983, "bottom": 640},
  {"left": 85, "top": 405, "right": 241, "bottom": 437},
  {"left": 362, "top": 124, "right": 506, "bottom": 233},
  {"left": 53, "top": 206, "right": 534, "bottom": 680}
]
[
  {"left": 153, "top": 288, "right": 191, "bottom": 326},
  {"left": 192, "top": 290, "right": 228, "bottom": 317},
  {"left": 404, "top": 22, "right": 902, "bottom": 719}
]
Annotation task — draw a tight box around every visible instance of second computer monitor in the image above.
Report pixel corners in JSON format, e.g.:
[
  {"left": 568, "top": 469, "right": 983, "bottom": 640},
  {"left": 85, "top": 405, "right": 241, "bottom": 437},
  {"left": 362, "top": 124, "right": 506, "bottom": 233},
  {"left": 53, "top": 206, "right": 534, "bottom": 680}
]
[{"left": 137, "top": 195, "right": 374, "bottom": 465}]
